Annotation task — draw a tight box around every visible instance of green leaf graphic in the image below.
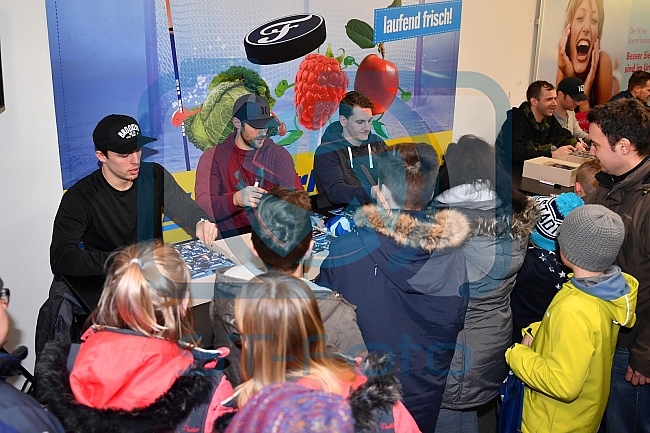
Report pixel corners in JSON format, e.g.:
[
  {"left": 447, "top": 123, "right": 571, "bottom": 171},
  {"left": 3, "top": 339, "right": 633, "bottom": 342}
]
[
  {"left": 345, "top": 19, "right": 375, "bottom": 49},
  {"left": 388, "top": 0, "right": 402, "bottom": 7},
  {"left": 372, "top": 120, "right": 389, "bottom": 139},
  {"left": 276, "top": 129, "right": 303, "bottom": 146},
  {"left": 275, "top": 80, "right": 294, "bottom": 98}
]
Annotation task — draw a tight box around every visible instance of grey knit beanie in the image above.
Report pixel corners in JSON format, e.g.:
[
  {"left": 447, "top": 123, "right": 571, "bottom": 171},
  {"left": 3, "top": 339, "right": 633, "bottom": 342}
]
[{"left": 557, "top": 205, "right": 624, "bottom": 272}]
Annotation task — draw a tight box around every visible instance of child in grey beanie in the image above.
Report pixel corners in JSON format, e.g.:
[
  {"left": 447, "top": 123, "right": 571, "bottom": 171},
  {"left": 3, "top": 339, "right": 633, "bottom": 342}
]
[
  {"left": 558, "top": 204, "right": 625, "bottom": 272},
  {"left": 506, "top": 205, "right": 638, "bottom": 433}
]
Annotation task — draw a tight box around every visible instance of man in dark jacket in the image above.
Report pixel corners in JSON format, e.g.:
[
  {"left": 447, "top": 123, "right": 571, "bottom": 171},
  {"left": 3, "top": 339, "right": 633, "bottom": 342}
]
[
  {"left": 313, "top": 91, "right": 387, "bottom": 209},
  {"left": 609, "top": 70, "right": 650, "bottom": 104},
  {"left": 317, "top": 143, "right": 470, "bottom": 433},
  {"left": 50, "top": 114, "right": 218, "bottom": 279},
  {"left": 496, "top": 80, "right": 577, "bottom": 172},
  {"left": 586, "top": 98, "right": 650, "bottom": 433},
  {"left": 41, "top": 114, "right": 218, "bottom": 361}
]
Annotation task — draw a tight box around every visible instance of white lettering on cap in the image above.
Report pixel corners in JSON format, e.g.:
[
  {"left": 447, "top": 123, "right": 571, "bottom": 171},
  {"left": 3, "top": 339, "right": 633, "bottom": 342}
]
[{"left": 117, "top": 124, "right": 140, "bottom": 140}]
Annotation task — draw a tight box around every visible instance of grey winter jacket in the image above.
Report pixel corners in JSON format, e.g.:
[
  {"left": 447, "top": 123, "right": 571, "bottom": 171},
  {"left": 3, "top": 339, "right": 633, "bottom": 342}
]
[
  {"left": 210, "top": 266, "right": 368, "bottom": 386},
  {"left": 435, "top": 187, "right": 539, "bottom": 409}
]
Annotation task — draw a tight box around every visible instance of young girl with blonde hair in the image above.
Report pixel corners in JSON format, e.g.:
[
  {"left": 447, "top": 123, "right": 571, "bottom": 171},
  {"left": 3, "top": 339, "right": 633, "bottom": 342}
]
[
  {"left": 223, "top": 272, "right": 421, "bottom": 433},
  {"left": 37, "top": 241, "right": 234, "bottom": 433}
]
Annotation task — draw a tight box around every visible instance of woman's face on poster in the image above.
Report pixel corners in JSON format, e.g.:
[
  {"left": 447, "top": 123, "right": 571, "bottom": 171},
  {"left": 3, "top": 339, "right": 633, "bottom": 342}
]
[{"left": 569, "top": 0, "right": 599, "bottom": 74}]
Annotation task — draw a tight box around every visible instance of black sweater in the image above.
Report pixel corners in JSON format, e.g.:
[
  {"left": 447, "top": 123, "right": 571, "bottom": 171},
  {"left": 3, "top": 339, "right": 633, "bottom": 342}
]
[
  {"left": 496, "top": 102, "right": 576, "bottom": 170},
  {"left": 313, "top": 121, "right": 387, "bottom": 209},
  {"left": 50, "top": 162, "right": 209, "bottom": 276}
]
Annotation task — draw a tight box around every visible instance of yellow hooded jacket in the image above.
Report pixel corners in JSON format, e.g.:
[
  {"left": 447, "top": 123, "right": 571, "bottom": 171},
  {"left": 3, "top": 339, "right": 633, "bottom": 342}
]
[{"left": 505, "top": 267, "right": 638, "bottom": 433}]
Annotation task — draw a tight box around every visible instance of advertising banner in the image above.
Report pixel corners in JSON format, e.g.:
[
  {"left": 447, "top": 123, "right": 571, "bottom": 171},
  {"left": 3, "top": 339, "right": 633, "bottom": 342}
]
[
  {"left": 46, "top": 0, "right": 461, "bottom": 239},
  {"left": 535, "top": 0, "right": 650, "bottom": 109}
]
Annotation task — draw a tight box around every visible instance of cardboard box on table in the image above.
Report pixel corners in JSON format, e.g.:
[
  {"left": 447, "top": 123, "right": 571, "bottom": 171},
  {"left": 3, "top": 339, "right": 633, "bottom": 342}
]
[
  {"left": 555, "top": 152, "right": 592, "bottom": 165},
  {"left": 522, "top": 157, "right": 581, "bottom": 187}
]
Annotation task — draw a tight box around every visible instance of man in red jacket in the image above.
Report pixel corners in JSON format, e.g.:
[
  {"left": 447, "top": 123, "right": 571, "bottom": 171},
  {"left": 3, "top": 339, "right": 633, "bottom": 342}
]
[{"left": 195, "top": 94, "right": 303, "bottom": 236}]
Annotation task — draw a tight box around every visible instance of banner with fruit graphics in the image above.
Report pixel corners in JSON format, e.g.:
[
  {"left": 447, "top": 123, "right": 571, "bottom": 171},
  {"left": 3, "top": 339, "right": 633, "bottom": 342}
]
[
  {"left": 46, "top": 0, "right": 461, "bottom": 239},
  {"left": 535, "top": 0, "right": 650, "bottom": 110}
]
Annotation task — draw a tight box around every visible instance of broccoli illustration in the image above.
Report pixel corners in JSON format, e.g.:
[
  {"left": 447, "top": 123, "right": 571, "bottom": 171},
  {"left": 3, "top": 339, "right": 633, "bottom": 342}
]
[{"left": 185, "top": 66, "right": 276, "bottom": 151}]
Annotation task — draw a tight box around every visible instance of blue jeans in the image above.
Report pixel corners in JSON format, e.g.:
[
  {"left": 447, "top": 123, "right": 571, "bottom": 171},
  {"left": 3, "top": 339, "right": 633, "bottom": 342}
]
[{"left": 599, "top": 347, "right": 650, "bottom": 433}]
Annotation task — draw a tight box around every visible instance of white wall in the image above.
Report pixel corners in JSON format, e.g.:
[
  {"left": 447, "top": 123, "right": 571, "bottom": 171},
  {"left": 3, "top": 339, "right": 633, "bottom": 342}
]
[
  {"left": 452, "top": 0, "right": 539, "bottom": 143},
  {"left": 0, "top": 0, "right": 538, "bottom": 373},
  {"left": 0, "top": 0, "right": 62, "bottom": 372}
]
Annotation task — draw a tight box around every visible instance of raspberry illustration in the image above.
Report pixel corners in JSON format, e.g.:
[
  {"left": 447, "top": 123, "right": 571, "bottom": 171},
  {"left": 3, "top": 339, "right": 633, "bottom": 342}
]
[{"left": 294, "top": 52, "right": 349, "bottom": 131}]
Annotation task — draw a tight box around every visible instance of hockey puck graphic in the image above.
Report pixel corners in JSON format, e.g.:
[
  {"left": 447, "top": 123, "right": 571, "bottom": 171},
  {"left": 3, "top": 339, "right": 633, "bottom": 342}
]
[{"left": 245, "top": 14, "right": 326, "bottom": 65}]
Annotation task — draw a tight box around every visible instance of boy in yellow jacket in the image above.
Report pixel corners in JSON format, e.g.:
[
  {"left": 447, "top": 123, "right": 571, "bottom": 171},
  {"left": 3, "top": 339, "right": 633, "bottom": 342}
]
[{"left": 506, "top": 205, "right": 638, "bottom": 433}]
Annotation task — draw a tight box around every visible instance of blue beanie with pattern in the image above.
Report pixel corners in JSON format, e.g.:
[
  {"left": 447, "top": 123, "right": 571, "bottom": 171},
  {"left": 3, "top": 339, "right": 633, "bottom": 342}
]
[{"left": 530, "top": 193, "right": 584, "bottom": 251}]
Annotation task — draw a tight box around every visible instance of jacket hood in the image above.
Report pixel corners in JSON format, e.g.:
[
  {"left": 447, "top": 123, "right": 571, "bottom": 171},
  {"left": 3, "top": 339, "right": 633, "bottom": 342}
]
[
  {"left": 435, "top": 181, "right": 503, "bottom": 211},
  {"left": 68, "top": 330, "right": 195, "bottom": 410},
  {"left": 517, "top": 101, "right": 550, "bottom": 132},
  {"left": 353, "top": 205, "right": 471, "bottom": 252},
  {"left": 437, "top": 194, "right": 538, "bottom": 290},
  {"left": 436, "top": 190, "right": 539, "bottom": 240},
  {"left": 321, "top": 121, "right": 346, "bottom": 146},
  {"left": 36, "top": 338, "right": 221, "bottom": 433},
  {"left": 321, "top": 121, "right": 382, "bottom": 149},
  {"left": 349, "top": 354, "right": 403, "bottom": 433},
  {"left": 352, "top": 205, "right": 470, "bottom": 295},
  {"left": 571, "top": 267, "right": 638, "bottom": 328}
]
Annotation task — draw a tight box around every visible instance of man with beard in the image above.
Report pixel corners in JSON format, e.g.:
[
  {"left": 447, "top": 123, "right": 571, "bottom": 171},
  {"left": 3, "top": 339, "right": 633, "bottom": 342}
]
[
  {"left": 195, "top": 94, "right": 303, "bottom": 235},
  {"left": 496, "top": 80, "right": 577, "bottom": 172},
  {"left": 553, "top": 76, "right": 590, "bottom": 141}
]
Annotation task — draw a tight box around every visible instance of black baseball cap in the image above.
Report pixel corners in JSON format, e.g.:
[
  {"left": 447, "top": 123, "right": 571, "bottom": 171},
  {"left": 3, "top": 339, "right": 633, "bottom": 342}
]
[
  {"left": 93, "top": 114, "right": 156, "bottom": 154},
  {"left": 557, "top": 77, "right": 589, "bottom": 102},
  {"left": 232, "top": 94, "right": 280, "bottom": 129}
]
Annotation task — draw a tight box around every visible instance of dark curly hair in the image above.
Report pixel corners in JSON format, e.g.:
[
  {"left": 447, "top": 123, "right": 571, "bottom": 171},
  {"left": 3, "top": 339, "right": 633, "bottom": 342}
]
[
  {"left": 526, "top": 80, "right": 555, "bottom": 102},
  {"left": 587, "top": 98, "right": 650, "bottom": 156}
]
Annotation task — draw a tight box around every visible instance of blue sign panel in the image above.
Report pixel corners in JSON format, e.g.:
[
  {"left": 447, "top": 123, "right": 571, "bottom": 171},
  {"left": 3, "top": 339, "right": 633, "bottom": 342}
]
[{"left": 374, "top": 0, "right": 462, "bottom": 44}]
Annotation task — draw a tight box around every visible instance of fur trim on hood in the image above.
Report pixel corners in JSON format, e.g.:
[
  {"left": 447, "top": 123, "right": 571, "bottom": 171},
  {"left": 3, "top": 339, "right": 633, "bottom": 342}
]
[
  {"left": 472, "top": 197, "right": 539, "bottom": 238},
  {"left": 453, "top": 197, "right": 539, "bottom": 239},
  {"left": 349, "top": 354, "right": 403, "bottom": 433},
  {"left": 353, "top": 205, "right": 471, "bottom": 252},
  {"left": 36, "top": 339, "right": 218, "bottom": 433}
]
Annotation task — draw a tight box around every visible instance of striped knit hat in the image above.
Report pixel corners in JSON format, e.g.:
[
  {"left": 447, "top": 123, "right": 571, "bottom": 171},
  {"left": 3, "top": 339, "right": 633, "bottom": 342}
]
[{"left": 530, "top": 193, "right": 584, "bottom": 251}]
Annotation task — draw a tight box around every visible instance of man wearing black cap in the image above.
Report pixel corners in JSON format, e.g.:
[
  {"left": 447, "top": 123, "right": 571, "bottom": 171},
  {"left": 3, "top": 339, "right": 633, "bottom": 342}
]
[
  {"left": 194, "top": 94, "right": 302, "bottom": 235},
  {"left": 50, "top": 114, "right": 218, "bottom": 278},
  {"left": 553, "top": 76, "right": 590, "bottom": 142}
]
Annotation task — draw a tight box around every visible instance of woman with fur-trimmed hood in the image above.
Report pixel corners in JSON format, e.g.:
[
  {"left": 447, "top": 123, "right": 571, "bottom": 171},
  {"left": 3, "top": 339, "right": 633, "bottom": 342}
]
[
  {"left": 318, "top": 143, "right": 472, "bottom": 433},
  {"left": 433, "top": 135, "right": 539, "bottom": 433}
]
